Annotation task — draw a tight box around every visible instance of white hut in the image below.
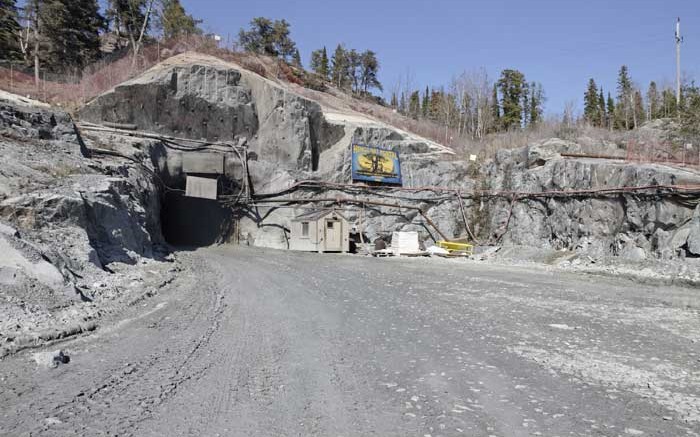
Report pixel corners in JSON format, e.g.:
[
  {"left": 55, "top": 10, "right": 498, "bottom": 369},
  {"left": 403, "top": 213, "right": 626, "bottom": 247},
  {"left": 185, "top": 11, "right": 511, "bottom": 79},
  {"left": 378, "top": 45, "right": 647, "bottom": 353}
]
[{"left": 289, "top": 210, "right": 350, "bottom": 253}]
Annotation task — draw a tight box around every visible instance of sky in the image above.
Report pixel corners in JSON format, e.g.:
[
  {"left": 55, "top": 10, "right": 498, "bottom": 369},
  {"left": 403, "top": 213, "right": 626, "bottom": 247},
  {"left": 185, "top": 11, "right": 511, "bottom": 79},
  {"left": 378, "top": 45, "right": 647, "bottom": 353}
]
[{"left": 167, "top": 1, "right": 698, "bottom": 114}]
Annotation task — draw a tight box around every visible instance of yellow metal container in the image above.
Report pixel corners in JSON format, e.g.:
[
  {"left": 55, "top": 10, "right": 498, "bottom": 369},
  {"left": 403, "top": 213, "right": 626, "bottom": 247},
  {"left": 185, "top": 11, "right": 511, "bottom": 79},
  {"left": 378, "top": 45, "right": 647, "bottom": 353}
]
[{"left": 437, "top": 241, "right": 474, "bottom": 255}]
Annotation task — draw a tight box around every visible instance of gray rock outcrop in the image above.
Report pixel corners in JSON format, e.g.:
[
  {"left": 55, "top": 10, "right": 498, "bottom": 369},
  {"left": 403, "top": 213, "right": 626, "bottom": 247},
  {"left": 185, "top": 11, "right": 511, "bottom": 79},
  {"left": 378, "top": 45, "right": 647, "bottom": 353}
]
[{"left": 0, "top": 90, "right": 172, "bottom": 352}]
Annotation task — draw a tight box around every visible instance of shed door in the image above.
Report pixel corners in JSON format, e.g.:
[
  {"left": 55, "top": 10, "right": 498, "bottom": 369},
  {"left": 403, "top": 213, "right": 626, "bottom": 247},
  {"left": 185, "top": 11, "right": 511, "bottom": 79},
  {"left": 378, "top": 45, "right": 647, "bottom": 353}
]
[{"left": 325, "top": 220, "right": 342, "bottom": 251}]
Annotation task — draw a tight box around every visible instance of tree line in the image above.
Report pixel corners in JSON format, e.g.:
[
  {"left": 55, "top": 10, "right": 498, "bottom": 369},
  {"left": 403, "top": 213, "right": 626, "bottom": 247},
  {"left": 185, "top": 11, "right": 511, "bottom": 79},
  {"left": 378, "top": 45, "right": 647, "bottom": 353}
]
[
  {"left": 311, "top": 45, "right": 382, "bottom": 96},
  {"left": 0, "top": 0, "right": 200, "bottom": 77},
  {"left": 583, "top": 65, "right": 684, "bottom": 130},
  {"left": 237, "top": 18, "right": 383, "bottom": 97},
  {"left": 389, "top": 68, "right": 545, "bottom": 139}
]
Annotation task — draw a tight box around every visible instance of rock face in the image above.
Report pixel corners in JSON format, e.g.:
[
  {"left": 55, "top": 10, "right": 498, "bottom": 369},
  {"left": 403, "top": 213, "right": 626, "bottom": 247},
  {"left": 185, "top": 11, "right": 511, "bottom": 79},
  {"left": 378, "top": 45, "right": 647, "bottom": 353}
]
[
  {"left": 481, "top": 139, "right": 700, "bottom": 259},
  {"left": 79, "top": 54, "right": 346, "bottom": 172},
  {"left": 0, "top": 91, "right": 172, "bottom": 351}
]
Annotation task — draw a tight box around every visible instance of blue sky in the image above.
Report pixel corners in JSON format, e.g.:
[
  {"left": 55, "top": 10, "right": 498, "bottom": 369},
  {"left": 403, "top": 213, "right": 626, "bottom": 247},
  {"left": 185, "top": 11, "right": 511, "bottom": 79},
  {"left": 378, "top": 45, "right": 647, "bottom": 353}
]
[{"left": 174, "top": 1, "right": 697, "bottom": 114}]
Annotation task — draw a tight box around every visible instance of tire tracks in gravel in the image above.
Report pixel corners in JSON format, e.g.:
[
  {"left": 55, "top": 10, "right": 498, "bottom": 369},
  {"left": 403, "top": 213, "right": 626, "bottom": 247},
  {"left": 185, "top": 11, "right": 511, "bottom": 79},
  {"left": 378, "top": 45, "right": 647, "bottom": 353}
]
[{"left": 13, "top": 253, "right": 228, "bottom": 436}]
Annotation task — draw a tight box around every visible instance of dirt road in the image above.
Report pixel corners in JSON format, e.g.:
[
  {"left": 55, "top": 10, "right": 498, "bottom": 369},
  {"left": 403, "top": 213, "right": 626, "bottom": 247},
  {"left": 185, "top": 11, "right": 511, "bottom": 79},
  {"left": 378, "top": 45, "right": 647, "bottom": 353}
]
[{"left": 1, "top": 247, "right": 699, "bottom": 436}]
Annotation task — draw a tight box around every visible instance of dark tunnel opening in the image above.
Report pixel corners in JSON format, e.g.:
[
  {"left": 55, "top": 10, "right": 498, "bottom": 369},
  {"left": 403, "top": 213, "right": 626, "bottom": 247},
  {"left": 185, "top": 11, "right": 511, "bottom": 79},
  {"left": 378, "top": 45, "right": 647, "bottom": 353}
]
[{"left": 160, "top": 190, "right": 235, "bottom": 248}]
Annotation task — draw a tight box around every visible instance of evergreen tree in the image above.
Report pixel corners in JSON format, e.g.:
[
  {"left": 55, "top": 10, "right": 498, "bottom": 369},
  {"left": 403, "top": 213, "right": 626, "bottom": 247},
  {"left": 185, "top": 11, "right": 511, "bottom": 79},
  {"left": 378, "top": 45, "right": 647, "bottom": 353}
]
[
  {"left": 661, "top": 88, "right": 678, "bottom": 118},
  {"left": 390, "top": 92, "right": 398, "bottom": 109},
  {"left": 633, "top": 90, "right": 644, "bottom": 128},
  {"left": 497, "top": 69, "right": 526, "bottom": 130},
  {"left": 41, "top": 0, "right": 104, "bottom": 71},
  {"left": 408, "top": 90, "right": 420, "bottom": 119},
  {"left": 106, "top": 0, "right": 151, "bottom": 51},
  {"left": 529, "top": 82, "right": 545, "bottom": 125},
  {"left": 598, "top": 87, "right": 606, "bottom": 125},
  {"left": 429, "top": 89, "right": 442, "bottom": 120},
  {"left": 238, "top": 17, "right": 296, "bottom": 60},
  {"left": 646, "top": 81, "right": 660, "bottom": 120},
  {"left": 491, "top": 83, "right": 500, "bottom": 130},
  {"left": 680, "top": 82, "right": 700, "bottom": 139},
  {"left": 346, "top": 48, "right": 360, "bottom": 93},
  {"left": 159, "top": 0, "right": 200, "bottom": 39},
  {"left": 398, "top": 91, "right": 407, "bottom": 114},
  {"left": 521, "top": 82, "right": 530, "bottom": 126},
  {"left": 606, "top": 93, "right": 615, "bottom": 129},
  {"left": 0, "top": 0, "right": 22, "bottom": 60},
  {"left": 421, "top": 86, "right": 429, "bottom": 118},
  {"left": 616, "top": 65, "right": 633, "bottom": 129},
  {"left": 359, "top": 50, "right": 381, "bottom": 94},
  {"left": 309, "top": 47, "right": 329, "bottom": 78},
  {"left": 292, "top": 48, "right": 302, "bottom": 68},
  {"left": 583, "top": 78, "right": 601, "bottom": 126},
  {"left": 330, "top": 44, "right": 348, "bottom": 89},
  {"left": 320, "top": 47, "right": 329, "bottom": 79}
]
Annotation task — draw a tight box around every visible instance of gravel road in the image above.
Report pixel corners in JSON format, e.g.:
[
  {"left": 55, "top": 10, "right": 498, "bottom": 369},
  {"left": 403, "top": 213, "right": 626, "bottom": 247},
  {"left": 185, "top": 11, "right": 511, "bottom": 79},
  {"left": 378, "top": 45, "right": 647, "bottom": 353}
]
[{"left": 1, "top": 247, "right": 699, "bottom": 436}]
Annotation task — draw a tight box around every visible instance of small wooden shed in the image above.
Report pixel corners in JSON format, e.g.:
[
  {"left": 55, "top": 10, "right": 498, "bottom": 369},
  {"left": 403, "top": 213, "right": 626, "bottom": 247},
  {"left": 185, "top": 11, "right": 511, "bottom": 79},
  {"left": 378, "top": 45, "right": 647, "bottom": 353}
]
[{"left": 289, "top": 210, "right": 350, "bottom": 253}]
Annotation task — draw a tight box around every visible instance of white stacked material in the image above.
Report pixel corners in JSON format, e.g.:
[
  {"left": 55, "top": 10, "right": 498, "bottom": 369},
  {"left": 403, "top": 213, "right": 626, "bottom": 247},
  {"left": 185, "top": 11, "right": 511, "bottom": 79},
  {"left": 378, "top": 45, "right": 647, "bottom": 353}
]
[{"left": 391, "top": 232, "right": 420, "bottom": 255}]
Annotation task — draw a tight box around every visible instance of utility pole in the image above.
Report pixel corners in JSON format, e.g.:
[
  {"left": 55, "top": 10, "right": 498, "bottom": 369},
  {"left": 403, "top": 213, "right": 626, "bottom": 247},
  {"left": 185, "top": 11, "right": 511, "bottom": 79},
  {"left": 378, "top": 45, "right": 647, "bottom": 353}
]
[{"left": 676, "top": 17, "right": 683, "bottom": 106}]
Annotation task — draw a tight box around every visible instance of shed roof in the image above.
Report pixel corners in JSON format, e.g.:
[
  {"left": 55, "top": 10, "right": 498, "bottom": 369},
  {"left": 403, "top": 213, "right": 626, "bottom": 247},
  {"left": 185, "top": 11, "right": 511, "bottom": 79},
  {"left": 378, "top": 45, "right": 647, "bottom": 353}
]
[{"left": 292, "top": 209, "right": 349, "bottom": 222}]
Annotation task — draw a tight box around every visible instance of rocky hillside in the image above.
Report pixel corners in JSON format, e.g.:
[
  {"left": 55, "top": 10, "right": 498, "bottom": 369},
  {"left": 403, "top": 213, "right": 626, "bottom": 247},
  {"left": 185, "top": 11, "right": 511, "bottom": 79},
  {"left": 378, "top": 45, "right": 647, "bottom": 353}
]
[
  {"left": 0, "top": 90, "right": 175, "bottom": 356},
  {"left": 78, "top": 52, "right": 700, "bottom": 262}
]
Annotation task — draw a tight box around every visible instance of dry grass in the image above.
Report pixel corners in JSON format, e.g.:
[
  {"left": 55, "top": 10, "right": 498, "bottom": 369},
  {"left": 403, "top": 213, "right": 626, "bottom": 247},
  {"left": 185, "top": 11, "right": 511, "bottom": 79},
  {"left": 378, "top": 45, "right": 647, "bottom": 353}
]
[
  {"left": 0, "top": 35, "right": 285, "bottom": 111},
  {"left": 1, "top": 37, "right": 694, "bottom": 166}
]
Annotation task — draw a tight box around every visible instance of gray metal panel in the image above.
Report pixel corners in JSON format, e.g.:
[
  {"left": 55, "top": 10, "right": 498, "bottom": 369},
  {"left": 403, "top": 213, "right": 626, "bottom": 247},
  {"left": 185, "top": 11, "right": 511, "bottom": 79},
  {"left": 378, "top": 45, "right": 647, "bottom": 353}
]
[
  {"left": 182, "top": 153, "right": 225, "bottom": 174},
  {"left": 185, "top": 176, "right": 218, "bottom": 200}
]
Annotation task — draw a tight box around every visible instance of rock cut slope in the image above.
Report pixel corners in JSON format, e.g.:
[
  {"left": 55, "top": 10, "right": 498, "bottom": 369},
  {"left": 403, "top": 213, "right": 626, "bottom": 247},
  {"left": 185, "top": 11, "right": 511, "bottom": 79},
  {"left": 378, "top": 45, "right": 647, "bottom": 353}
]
[
  {"left": 0, "top": 90, "right": 175, "bottom": 355},
  {"left": 77, "top": 52, "right": 700, "bottom": 266},
  {"left": 79, "top": 52, "right": 454, "bottom": 173}
]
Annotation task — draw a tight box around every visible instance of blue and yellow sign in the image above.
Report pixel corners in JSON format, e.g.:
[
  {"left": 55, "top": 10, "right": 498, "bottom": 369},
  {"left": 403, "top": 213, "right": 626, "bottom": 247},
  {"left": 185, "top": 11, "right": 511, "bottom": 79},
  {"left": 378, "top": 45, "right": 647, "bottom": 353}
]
[{"left": 351, "top": 144, "right": 402, "bottom": 185}]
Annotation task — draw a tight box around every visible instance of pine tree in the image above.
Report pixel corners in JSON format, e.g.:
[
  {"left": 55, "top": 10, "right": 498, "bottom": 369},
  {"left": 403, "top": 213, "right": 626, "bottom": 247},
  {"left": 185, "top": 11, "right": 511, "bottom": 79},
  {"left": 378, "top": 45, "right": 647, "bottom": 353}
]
[
  {"left": 616, "top": 65, "right": 633, "bottom": 129},
  {"left": 390, "top": 92, "right": 398, "bottom": 109},
  {"left": 491, "top": 83, "right": 500, "bottom": 131},
  {"left": 646, "top": 81, "right": 659, "bottom": 120},
  {"left": 359, "top": 50, "right": 381, "bottom": 94},
  {"left": 633, "top": 90, "right": 644, "bottom": 128},
  {"left": 584, "top": 78, "right": 601, "bottom": 126},
  {"left": 346, "top": 48, "right": 360, "bottom": 94},
  {"left": 529, "top": 82, "right": 545, "bottom": 125},
  {"left": 319, "top": 46, "right": 329, "bottom": 79},
  {"left": 331, "top": 44, "right": 348, "bottom": 89},
  {"left": 606, "top": 93, "right": 615, "bottom": 130},
  {"left": 0, "top": 0, "right": 22, "bottom": 60},
  {"left": 41, "top": 0, "right": 105, "bottom": 71},
  {"left": 421, "top": 86, "right": 429, "bottom": 118},
  {"left": 106, "top": 0, "right": 151, "bottom": 51},
  {"left": 159, "top": 0, "right": 200, "bottom": 39},
  {"left": 429, "top": 89, "right": 442, "bottom": 120},
  {"left": 522, "top": 82, "right": 530, "bottom": 126},
  {"left": 398, "top": 91, "right": 407, "bottom": 114},
  {"left": 238, "top": 17, "right": 296, "bottom": 60},
  {"left": 661, "top": 88, "right": 677, "bottom": 118},
  {"left": 679, "top": 83, "right": 700, "bottom": 139},
  {"left": 309, "top": 47, "right": 327, "bottom": 77},
  {"left": 497, "top": 69, "right": 526, "bottom": 130},
  {"left": 598, "top": 88, "right": 606, "bottom": 126},
  {"left": 408, "top": 90, "right": 420, "bottom": 119},
  {"left": 292, "top": 48, "right": 302, "bottom": 68}
]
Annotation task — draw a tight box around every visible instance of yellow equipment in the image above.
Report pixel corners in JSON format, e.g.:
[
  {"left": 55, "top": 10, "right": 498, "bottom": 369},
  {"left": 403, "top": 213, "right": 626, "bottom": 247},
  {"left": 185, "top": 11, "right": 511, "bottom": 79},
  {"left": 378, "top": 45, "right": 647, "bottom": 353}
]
[{"left": 437, "top": 240, "right": 474, "bottom": 256}]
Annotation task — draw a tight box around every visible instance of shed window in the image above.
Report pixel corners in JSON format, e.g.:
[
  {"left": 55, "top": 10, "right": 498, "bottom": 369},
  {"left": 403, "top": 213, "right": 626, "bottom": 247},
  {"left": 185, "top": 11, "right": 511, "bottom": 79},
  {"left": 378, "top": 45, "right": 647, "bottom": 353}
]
[
  {"left": 327, "top": 221, "right": 334, "bottom": 229},
  {"left": 301, "top": 222, "right": 309, "bottom": 237}
]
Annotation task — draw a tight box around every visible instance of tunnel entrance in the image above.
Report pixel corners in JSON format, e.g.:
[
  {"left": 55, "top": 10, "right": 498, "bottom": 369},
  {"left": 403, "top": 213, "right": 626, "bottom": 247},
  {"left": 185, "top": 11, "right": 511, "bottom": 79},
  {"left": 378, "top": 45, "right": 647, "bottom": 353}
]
[{"left": 160, "top": 191, "right": 235, "bottom": 247}]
